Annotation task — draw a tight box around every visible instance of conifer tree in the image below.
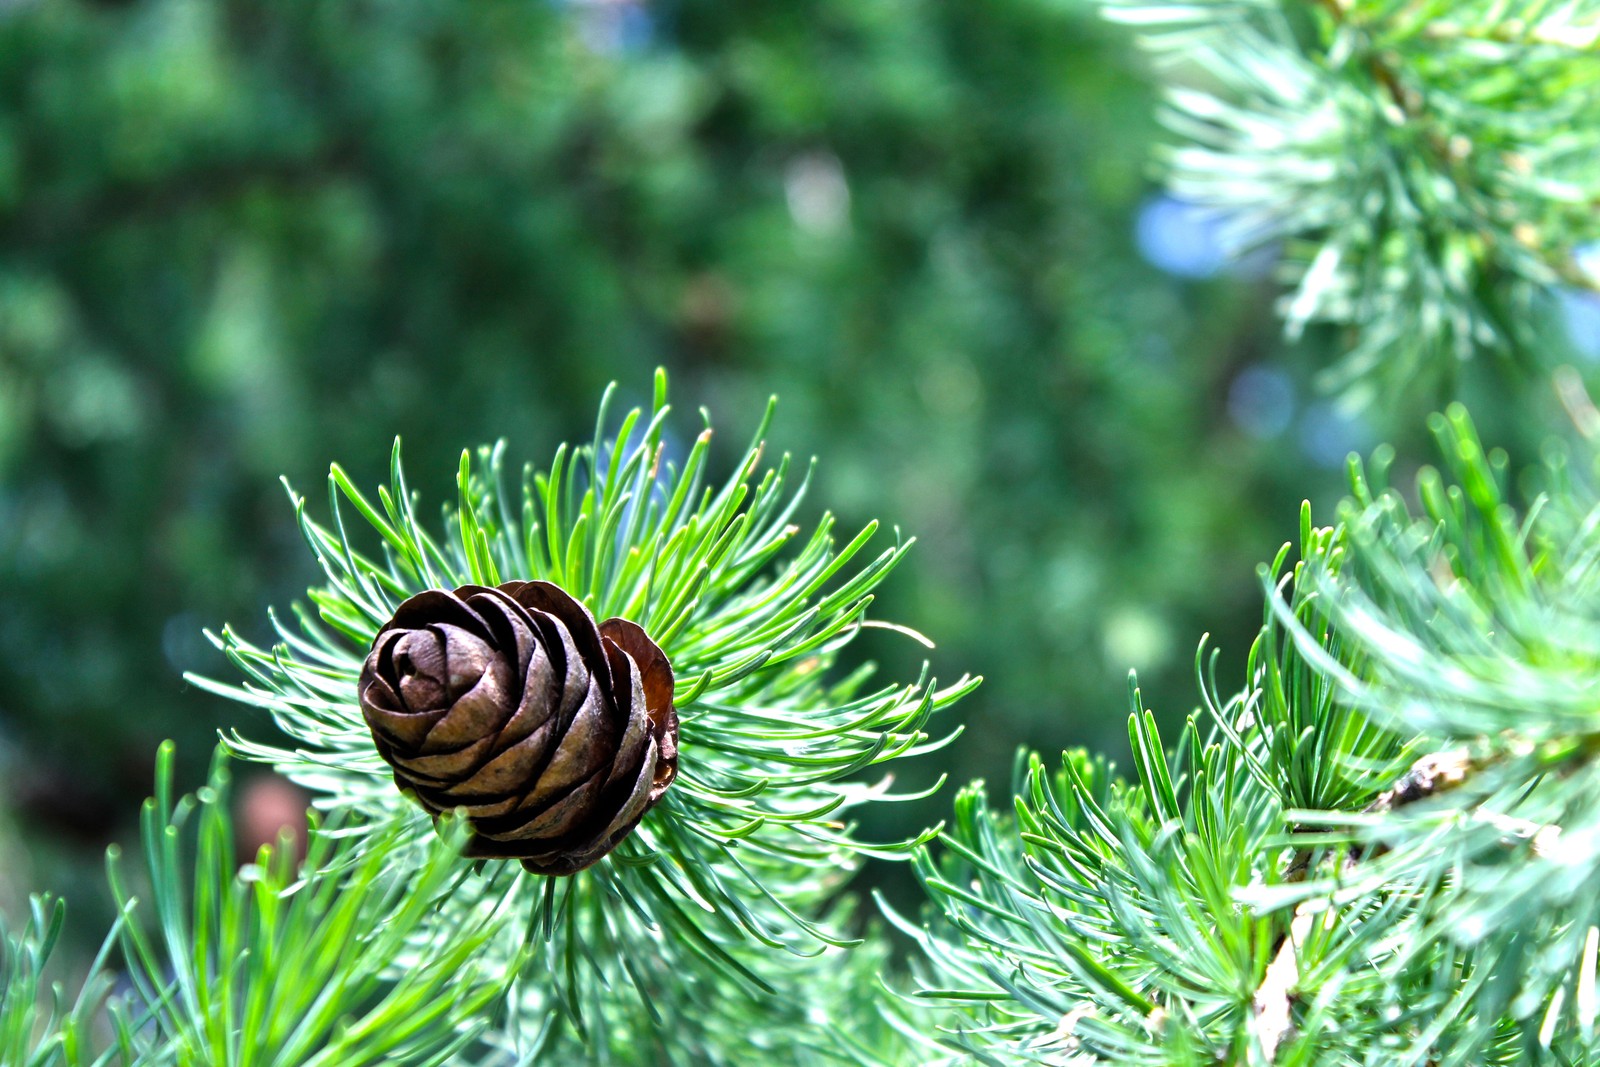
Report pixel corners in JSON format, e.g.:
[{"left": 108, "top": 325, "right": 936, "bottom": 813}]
[
  {"left": 891, "top": 1, "right": 1600, "bottom": 1063},
  {"left": 2, "top": 1, "right": 1598, "bottom": 1064}
]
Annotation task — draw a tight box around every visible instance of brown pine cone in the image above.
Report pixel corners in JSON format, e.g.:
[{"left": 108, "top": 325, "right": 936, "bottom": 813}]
[{"left": 357, "top": 580, "right": 679, "bottom": 875}]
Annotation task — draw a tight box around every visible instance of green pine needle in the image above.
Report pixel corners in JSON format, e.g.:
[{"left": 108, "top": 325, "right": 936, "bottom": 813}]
[
  {"left": 1096, "top": 0, "right": 1600, "bottom": 401},
  {"left": 893, "top": 503, "right": 1434, "bottom": 1062},
  {"left": 186, "top": 369, "right": 977, "bottom": 1058},
  {"left": 1257, "top": 401, "right": 1600, "bottom": 1061},
  {"left": 0, "top": 895, "right": 131, "bottom": 1067},
  {"left": 107, "top": 743, "right": 517, "bottom": 1067}
]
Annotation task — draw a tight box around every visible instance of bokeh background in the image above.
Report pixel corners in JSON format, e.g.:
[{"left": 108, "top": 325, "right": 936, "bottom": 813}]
[{"left": 0, "top": 0, "right": 1587, "bottom": 942}]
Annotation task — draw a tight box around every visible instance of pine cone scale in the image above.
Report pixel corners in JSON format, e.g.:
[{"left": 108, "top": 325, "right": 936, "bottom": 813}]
[
  {"left": 389, "top": 737, "right": 496, "bottom": 782},
  {"left": 513, "top": 580, "right": 613, "bottom": 685},
  {"left": 414, "top": 660, "right": 516, "bottom": 754},
  {"left": 592, "top": 743, "right": 662, "bottom": 840},
  {"left": 361, "top": 643, "right": 433, "bottom": 747},
  {"left": 466, "top": 589, "right": 534, "bottom": 674},
  {"left": 532, "top": 688, "right": 615, "bottom": 795},
  {"left": 392, "top": 631, "right": 453, "bottom": 710},
  {"left": 439, "top": 732, "right": 551, "bottom": 802},
  {"left": 496, "top": 776, "right": 607, "bottom": 841},
  {"left": 601, "top": 651, "right": 650, "bottom": 790},
  {"left": 601, "top": 617, "right": 679, "bottom": 784},
  {"left": 358, "top": 579, "right": 679, "bottom": 875},
  {"left": 481, "top": 645, "right": 556, "bottom": 759}
]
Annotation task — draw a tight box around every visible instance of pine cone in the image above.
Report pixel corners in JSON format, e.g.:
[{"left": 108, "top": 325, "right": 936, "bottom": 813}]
[{"left": 357, "top": 580, "right": 679, "bottom": 875}]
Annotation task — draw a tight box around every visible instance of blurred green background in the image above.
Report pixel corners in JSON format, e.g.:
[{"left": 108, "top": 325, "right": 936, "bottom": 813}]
[{"left": 0, "top": 0, "right": 1579, "bottom": 934}]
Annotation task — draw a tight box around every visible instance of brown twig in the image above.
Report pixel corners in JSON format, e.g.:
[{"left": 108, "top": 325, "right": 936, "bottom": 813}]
[{"left": 1252, "top": 748, "right": 1477, "bottom": 1059}]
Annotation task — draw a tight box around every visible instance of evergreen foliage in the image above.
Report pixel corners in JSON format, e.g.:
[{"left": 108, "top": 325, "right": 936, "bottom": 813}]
[
  {"left": 1260, "top": 401, "right": 1600, "bottom": 1062},
  {"left": 878, "top": 4, "right": 1600, "bottom": 1048},
  {"left": 190, "top": 371, "right": 971, "bottom": 1063},
  {"left": 1097, "top": 0, "right": 1600, "bottom": 400},
  {"left": 895, "top": 406, "right": 1600, "bottom": 1064},
  {"left": 892, "top": 511, "right": 1376, "bottom": 1064},
  {"left": 0, "top": 895, "right": 126, "bottom": 1067},
  {"left": 1, "top": 373, "right": 966, "bottom": 1066},
  {"left": 8, "top": 382, "right": 1600, "bottom": 1063},
  {"left": 112, "top": 745, "right": 517, "bottom": 1067},
  {"left": 0, "top": 0, "right": 1327, "bottom": 834},
  {"left": 3, "top": 0, "right": 1600, "bottom": 1065}
]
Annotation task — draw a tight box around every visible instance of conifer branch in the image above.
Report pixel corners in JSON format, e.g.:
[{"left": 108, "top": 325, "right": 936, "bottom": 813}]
[
  {"left": 895, "top": 395, "right": 1600, "bottom": 1061},
  {"left": 187, "top": 370, "right": 976, "bottom": 1060},
  {"left": 1095, "top": 0, "right": 1600, "bottom": 400}
]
